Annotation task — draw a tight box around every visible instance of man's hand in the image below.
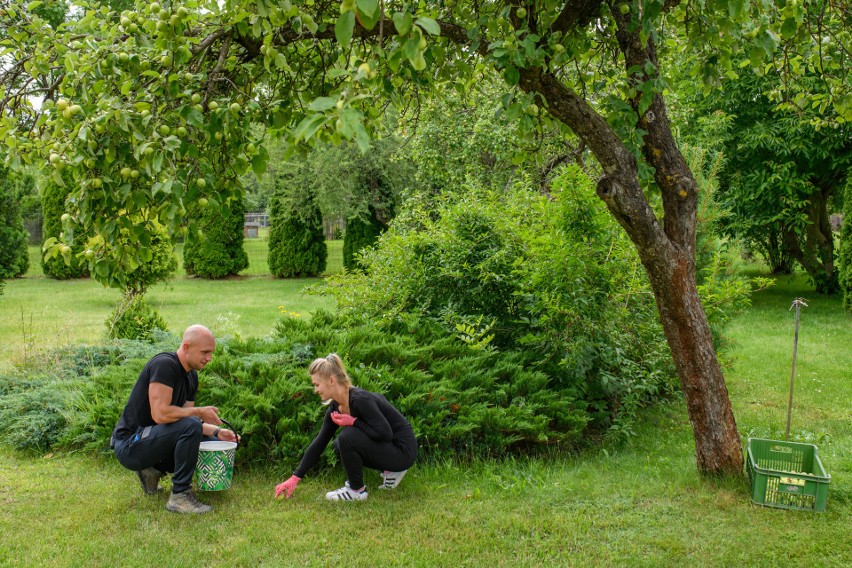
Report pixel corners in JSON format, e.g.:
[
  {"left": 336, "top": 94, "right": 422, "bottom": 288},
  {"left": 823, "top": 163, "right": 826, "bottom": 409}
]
[
  {"left": 196, "top": 405, "right": 221, "bottom": 424},
  {"left": 275, "top": 475, "right": 301, "bottom": 499},
  {"left": 216, "top": 428, "right": 239, "bottom": 443},
  {"left": 330, "top": 411, "right": 356, "bottom": 427}
]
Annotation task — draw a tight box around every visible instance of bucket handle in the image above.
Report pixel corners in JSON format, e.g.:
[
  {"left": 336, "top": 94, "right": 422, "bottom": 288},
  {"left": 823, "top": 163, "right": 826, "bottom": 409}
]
[{"left": 219, "top": 418, "right": 240, "bottom": 447}]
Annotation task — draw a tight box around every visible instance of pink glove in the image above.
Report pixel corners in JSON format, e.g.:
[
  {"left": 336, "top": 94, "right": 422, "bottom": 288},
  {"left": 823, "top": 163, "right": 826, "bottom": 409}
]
[
  {"left": 331, "top": 411, "right": 356, "bottom": 427},
  {"left": 275, "top": 475, "right": 301, "bottom": 499}
]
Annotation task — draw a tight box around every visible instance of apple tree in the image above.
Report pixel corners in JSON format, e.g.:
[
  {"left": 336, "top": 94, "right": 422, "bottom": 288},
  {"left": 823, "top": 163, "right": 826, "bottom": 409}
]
[{"left": 2, "top": 0, "right": 850, "bottom": 475}]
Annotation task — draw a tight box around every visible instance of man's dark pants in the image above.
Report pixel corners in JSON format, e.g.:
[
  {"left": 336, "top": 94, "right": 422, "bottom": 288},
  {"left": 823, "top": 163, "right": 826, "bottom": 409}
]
[{"left": 113, "top": 417, "right": 203, "bottom": 494}]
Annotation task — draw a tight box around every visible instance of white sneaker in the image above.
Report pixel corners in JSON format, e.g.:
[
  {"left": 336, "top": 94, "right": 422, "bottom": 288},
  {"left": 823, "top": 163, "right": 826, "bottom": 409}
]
[
  {"left": 379, "top": 469, "right": 407, "bottom": 490},
  {"left": 325, "top": 481, "right": 368, "bottom": 501}
]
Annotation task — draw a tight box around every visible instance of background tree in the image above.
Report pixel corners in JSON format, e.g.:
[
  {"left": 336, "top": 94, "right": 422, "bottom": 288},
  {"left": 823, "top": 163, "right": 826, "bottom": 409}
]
[
  {"left": 183, "top": 188, "right": 249, "bottom": 279},
  {"left": 267, "top": 176, "right": 327, "bottom": 278},
  {"left": 3, "top": 0, "right": 850, "bottom": 475},
  {"left": 688, "top": 74, "right": 850, "bottom": 292},
  {"left": 0, "top": 165, "right": 29, "bottom": 278},
  {"left": 40, "top": 171, "right": 89, "bottom": 279},
  {"left": 840, "top": 182, "right": 852, "bottom": 311}
]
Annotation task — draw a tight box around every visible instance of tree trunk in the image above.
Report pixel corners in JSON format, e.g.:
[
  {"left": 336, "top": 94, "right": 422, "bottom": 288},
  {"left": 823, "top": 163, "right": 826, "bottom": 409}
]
[
  {"left": 781, "top": 187, "right": 838, "bottom": 294},
  {"left": 516, "top": 31, "right": 744, "bottom": 475}
]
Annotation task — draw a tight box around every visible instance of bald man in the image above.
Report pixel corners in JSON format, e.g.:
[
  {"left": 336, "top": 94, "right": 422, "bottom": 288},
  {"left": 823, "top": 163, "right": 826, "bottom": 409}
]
[{"left": 111, "top": 325, "right": 237, "bottom": 514}]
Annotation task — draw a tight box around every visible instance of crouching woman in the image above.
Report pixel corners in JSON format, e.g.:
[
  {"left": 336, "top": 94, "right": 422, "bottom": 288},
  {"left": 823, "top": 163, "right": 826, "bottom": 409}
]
[{"left": 275, "top": 353, "right": 417, "bottom": 501}]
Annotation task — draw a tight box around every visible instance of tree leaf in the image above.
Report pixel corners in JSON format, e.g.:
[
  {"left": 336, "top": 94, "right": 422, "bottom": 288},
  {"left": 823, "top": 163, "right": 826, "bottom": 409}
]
[
  {"left": 335, "top": 11, "right": 355, "bottom": 48},
  {"left": 393, "top": 12, "right": 413, "bottom": 36},
  {"left": 293, "top": 113, "right": 328, "bottom": 142},
  {"left": 415, "top": 17, "right": 441, "bottom": 36},
  {"left": 356, "top": 0, "right": 379, "bottom": 18},
  {"left": 309, "top": 96, "right": 337, "bottom": 112}
]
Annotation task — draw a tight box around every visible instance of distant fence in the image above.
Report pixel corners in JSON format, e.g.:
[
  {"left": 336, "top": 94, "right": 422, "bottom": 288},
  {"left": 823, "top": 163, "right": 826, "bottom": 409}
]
[
  {"left": 243, "top": 212, "right": 345, "bottom": 241},
  {"left": 24, "top": 217, "right": 42, "bottom": 245}
]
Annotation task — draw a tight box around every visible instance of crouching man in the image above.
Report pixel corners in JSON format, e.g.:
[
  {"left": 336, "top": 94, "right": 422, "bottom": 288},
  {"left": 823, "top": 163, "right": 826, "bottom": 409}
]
[{"left": 111, "top": 324, "right": 237, "bottom": 513}]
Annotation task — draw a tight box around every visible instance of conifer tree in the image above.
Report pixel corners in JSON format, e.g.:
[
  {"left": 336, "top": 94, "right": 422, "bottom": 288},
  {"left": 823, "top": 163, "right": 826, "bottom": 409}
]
[
  {"left": 0, "top": 166, "right": 30, "bottom": 279},
  {"left": 268, "top": 192, "right": 327, "bottom": 278}
]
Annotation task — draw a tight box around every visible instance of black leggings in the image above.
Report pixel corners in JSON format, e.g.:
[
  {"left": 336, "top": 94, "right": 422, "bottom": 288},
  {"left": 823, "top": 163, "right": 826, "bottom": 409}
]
[
  {"left": 332, "top": 427, "right": 417, "bottom": 490},
  {"left": 113, "top": 417, "right": 203, "bottom": 494}
]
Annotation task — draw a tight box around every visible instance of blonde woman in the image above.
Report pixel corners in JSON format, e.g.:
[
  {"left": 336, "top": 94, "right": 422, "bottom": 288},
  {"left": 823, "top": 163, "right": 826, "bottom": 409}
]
[{"left": 275, "top": 353, "right": 417, "bottom": 501}]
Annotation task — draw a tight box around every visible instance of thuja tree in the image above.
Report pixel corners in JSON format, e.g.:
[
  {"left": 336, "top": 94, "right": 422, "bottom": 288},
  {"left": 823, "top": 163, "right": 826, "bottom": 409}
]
[
  {"left": 343, "top": 206, "right": 388, "bottom": 271},
  {"left": 0, "top": 165, "right": 29, "bottom": 278},
  {"left": 267, "top": 183, "right": 327, "bottom": 277},
  {"left": 4, "top": 1, "right": 851, "bottom": 475},
  {"left": 267, "top": 160, "right": 327, "bottom": 278},
  {"left": 183, "top": 188, "right": 249, "bottom": 278},
  {"left": 840, "top": 182, "right": 852, "bottom": 311},
  {"left": 40, "top": 170, "right": 89, "bottom": 279}
]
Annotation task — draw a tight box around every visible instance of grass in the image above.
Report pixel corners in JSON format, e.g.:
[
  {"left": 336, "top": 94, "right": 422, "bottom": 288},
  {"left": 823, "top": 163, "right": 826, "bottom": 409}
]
[
  {"left": 0, "top": 269, "right": 850, "bottom": 566},
  {"left": 0, "top": 241, "right": 339, "bottom": 371}
]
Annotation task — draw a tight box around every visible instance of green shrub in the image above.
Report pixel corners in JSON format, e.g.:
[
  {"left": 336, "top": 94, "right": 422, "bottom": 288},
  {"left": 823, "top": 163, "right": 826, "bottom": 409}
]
[
  {"left": 0, "top": 166, "right": 30, "bottom": 278},
  {"left": 0, "top": 375, "right": 69, "bottom": 452},
  {"left": 840, "top": 181, "right": 852, "bottom": 311},
  {"left": 183, "top": 190, "right": 249, "bottom": 278},
  {"left": 40, "top": 170, "right": 89, "bottom": 279},
  {"left": 268, "top": 193, "right": 327, "bottom": 277},
  {"left": 342, "top": 207, "right": 386, "bottom": 271},
  {"left": 61, "top": 360, "right": 144, "bottom": 452},
  {"left": 325, "top": 171, "right": 678, "bottom": 440},
  {"left": 106, "top": 293, "right": 168, "bottom": 341}
]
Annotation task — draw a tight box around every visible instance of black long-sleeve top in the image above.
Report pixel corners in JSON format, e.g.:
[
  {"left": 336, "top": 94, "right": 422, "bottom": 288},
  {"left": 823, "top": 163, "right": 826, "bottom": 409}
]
[{"left": 293, "top": 387, "right": 415, "bottom": 478}]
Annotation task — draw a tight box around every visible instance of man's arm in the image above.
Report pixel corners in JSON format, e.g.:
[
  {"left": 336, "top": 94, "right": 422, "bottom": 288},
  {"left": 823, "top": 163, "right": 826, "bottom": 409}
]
[{"left": 149, "top": 383, "right": 221, "bottom": 425}]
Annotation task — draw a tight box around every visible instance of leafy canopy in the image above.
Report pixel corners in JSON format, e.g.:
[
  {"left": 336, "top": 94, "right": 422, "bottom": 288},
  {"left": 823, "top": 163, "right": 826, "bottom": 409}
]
[{"left": 0, "top": 0, "right": 848, "bottom": 288}]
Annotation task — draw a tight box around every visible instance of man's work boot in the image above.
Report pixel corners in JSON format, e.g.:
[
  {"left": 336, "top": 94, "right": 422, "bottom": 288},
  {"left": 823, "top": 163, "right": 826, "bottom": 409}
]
[
  {"left": 166, "top": 491, "right": 212, "bottom": 514},
  {"left": 136, "top": 467, "right": 164, "bottom": 495}
]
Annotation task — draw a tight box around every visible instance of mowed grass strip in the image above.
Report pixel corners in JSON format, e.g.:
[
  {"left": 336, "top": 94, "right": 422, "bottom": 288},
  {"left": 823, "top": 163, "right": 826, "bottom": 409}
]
[
  {"left": 0, "top": 400, "right": 849, "bottom": 567},
  {"left": 0, "top": 267, "right": 849, "bottom": 566},
  {"left": 0, "top": 241, "right": 339, "bottom": 371}
]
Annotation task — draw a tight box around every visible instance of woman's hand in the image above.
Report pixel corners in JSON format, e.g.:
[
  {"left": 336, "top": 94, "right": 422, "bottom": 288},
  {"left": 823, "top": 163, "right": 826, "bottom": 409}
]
[
  {"left": 275, "top": 475, "right": 301, "bottom": 499},
  {"left": 331, "top": 411, "right": 356, "bottom": 427}
]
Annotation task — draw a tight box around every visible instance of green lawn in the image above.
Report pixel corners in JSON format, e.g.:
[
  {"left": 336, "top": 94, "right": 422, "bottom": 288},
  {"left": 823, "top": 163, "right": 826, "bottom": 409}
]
[
  {"left": 0, "top": 241, "right": 339, "bottom": 371},
  {"left": 0, "top": 269, "right": 849, "bottom": 566}
]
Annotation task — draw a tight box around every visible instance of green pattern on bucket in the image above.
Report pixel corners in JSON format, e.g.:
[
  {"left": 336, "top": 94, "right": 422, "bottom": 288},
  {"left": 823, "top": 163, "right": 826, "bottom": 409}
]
[{"left": 194, "top": 442, "right": 236, "bottom": 491}]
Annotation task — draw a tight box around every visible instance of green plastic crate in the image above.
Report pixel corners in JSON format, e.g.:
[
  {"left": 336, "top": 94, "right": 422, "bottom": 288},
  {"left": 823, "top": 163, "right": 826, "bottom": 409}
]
[{"left": 746, "top": 438, "right": 830, "bottom": 512}]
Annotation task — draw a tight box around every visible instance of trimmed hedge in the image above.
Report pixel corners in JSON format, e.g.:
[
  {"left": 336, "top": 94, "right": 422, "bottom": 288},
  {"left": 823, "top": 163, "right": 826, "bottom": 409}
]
[
  {"left": 183, "top": 192, "right": 249, "bottom": 278},
  {"left": 342, "top": 207, "right": 385, "bottom": 271},
  {"left": 0, "top": 166, "right": 29, "bottom": 278},
  {"left": 268, "top": 194, "right": 327, "bottom": 277},
  {"left": 40, "top": 170, "right": 88, "bottom": 279}
]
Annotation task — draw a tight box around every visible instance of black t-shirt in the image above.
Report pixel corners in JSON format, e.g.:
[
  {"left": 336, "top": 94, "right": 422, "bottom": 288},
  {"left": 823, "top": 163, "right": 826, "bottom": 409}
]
[
  {"left": 294, "top": 387, "right": 416, "bottom": 478},
  {"left": 112, "top": 352, "right": 198, "bottom": 441}
]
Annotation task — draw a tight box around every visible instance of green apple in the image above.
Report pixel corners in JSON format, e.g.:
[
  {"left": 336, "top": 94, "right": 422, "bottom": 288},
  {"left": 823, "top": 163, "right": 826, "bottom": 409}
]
[
  {"left": 208, "top": 101, "right": 219, "bottom": 110},
  {"left": 196, "top": 178, "right": 207, "bottom": 188},
  {"left": 516, "top": 7, "right": 526, "bottom": 18},
  {"left": 130, "top": 169, "right": 140, "bottom": 179},
  {"left": 198, "top": 197, "right": 208, "bottom": 207},
  {"left": 92, "top": 178, "right": 103, "bottom": 188},
  {"left": 121, "top": 167, "right": 132, "bottom": 177},
  {"left": 176, "top": 126, "right": 188, "bottom": 137},
  {"left": 56, "top": 98, "right": 70, "bottom": 110},
  {"left": 191, "top": 93, "right": 202, "bottom": 104},
  {"left": 158, "top": 125, "right": 171, "bottom": 136},
  {"left": 61, "top": 213, "right": 71, "bottom": 222},
  {"left": 229, "top": 102, "right": 241, "bottom": 113}
]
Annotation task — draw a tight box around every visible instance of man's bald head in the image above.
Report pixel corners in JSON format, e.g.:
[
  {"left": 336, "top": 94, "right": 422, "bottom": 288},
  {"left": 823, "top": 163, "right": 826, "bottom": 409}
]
[
  {"left": 178, "top": 325, "right": 216, "bottom": 371},
  {"left": 182, "top": 324, "right": 214, "bottom": 345}
]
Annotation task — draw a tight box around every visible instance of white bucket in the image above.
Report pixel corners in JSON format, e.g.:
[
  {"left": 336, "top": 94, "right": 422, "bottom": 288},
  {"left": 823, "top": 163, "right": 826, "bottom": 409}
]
[{"left": 194, "top": 440, "right": 237, "bottom": 491}]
